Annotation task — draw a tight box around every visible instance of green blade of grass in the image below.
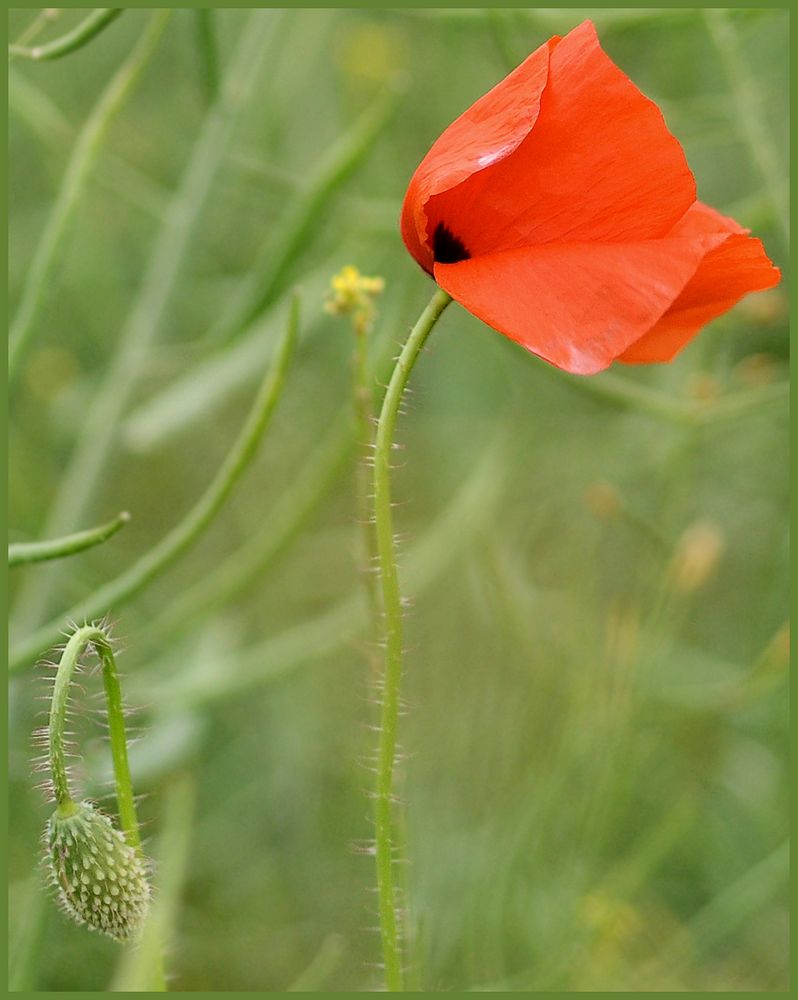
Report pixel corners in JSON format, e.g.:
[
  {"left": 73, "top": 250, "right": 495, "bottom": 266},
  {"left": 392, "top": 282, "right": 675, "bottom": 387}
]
[
  {"left": 8, "top": 298, "right": 297, "bottom": 674},
  {"left": 134, "top": 431, "right": 508, "bottom": 709},
  {"left": 145, "top": 409, "right": 356, "bottom": 645},
  {"left": 9, "top": 510, "right": 130, "bottom": 567},
  {"left": 206, "top": 81, "right": 404, "bottom": 345},
  {"left": 10, "top": 10, "right": 287, "bottom": 635},
  {"left": 704, "top": 9, "right": 789, "bottom": 249},
  {"left": 9, "top": 8, "right": 123, "bottom": 61},
  {"left": 111, "top": 773, "right": 197, "bottom": 991},
  {"left": 193, "top": 9, "right": 219, "bottom": 105},
  {"left": 8, "top": 10, "right": 170, "bottom": 380}
]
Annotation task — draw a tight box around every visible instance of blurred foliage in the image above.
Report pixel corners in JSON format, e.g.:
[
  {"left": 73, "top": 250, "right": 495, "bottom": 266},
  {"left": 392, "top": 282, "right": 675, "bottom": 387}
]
[{"left": 8, "top": 7, "right": 788, "bottom": 992}]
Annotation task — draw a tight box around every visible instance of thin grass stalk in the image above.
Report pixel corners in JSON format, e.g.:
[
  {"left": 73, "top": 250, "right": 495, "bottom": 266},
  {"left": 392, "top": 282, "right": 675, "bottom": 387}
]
[
  {"left": 193, "top": 9, "right": 219, "bottom": 105},
  {"left": 145, "top": 411, "right": 355, "bottom": 645},
  {"left": 8, "top": 10, "right": 169, "bottom": 380},
  {"left": 111, "top": 774, "right": 196, "bottom": 991},
  {"left": 9, "top": 8, "right": 123, "bottom": 61},
  {"left": 10, "top": 10, "right": 284, "bottom": 635},
  {"left": 8, "top": 301, "right": 297, "bottom": 674},
  {"left": 9, "top": 511, "right": 130, "bottom": 567},
  {"left": 207, "top": 83, "right": 403, "bottom": 344}
]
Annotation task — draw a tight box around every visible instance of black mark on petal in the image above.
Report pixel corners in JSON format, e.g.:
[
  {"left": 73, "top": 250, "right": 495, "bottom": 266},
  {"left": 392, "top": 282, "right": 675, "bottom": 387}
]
[{"left": 432, "top": 223, "right": 471, "bottom": 264}]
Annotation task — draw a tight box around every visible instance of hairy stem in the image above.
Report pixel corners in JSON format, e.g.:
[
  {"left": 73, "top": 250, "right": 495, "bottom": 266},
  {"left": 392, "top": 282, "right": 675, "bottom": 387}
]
[
  {"left": 48, "top": 623, "right": 139, "bottom": 845},
  {"left": 47, "top": 622, "right": 164, "bottom": 984},
  {"left": 353, "top": 321, "right": 382, "bottom": 645},
  {"left": 372, "top": 288, "right": 451, "bottom": 991}
]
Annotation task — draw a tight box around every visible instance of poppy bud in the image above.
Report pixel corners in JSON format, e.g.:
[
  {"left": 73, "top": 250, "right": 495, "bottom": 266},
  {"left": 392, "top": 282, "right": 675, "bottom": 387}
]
[{"left": 46, "top": 800, "right": 151, "bottom": 942}]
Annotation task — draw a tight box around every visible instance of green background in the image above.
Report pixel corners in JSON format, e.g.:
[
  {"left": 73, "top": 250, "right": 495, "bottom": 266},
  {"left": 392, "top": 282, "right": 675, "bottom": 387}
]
[{"left": 8, "top": 7, "right": 789, "bottom": 992}]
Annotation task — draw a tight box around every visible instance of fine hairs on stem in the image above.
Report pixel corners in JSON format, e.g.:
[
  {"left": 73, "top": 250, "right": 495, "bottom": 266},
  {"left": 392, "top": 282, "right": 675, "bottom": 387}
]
[
  {"left": 41, "top": 621, "right": 162, "bottom": 977},
  {"left": 371, "top": 288, "right": 452, "bottom": 991}
]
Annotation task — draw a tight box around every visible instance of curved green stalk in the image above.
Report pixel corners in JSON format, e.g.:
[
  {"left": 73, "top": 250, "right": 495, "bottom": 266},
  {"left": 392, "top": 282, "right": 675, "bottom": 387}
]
[
  {"left": 9, "top": 299, "right": 297, "bottom": 674},
  {"left": 193, "top": 9, "right": 219, "bottom": 105},
  {"left": 48, "top": 623, "right": 138, "bottom": 842},
  {"left": 372, "top": 288, "right": 451, "bottom": 991},
  {"left": 9, "top": 9, "right": 123, "bottom": 61},
  {"left": 146, "top": 410, "right": 354, "bottom": 644},
  {"left": 9, "top": 511, "right": 130, "bottom": 567},
  {"left": 207, "top": 82, "right": 403, "bottom": 344},
  {"left": 8, "top": 10, "right": 168, "bottom": 381},
  {"left": 11, "top": 8, "right": 62, "bottom": 51},
  {"left": 10, "top": 10, "right": 284, "bottom": 635}
]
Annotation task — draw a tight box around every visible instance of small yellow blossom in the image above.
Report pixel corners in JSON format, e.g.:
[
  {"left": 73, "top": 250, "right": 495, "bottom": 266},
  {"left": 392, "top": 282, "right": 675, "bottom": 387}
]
[{"left": 325, "top": 265, "right": 385, "bottom": 335}]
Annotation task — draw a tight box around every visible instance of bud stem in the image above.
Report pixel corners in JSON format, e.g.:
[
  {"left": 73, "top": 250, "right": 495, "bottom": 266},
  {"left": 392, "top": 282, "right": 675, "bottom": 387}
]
[
  {"left": 48, "top": 623, "right": 141, "bottom": 848},
  {"left": 372, "top": 288, "right": 451, "bottom": 991}
]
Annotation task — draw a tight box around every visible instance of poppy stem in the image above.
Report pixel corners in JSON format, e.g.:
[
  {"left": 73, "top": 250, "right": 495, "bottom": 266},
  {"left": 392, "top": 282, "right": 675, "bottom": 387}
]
[
  {"left": 47, "top": 621, "right": 166, "bottom": 985},
  {"left": 372, "top": 287, "right": 452, "bottom": 991}
]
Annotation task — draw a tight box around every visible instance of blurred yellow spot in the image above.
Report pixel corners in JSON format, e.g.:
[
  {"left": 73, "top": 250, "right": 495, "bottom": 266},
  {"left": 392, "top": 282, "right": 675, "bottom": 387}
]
[
  {"left": 735, "top": 352, "right": 779, "bottom": 386},
  {"left": 580, "top": 891, "right": 642, "bottom": 945},
  {"left": 25, "top": 346, "right": 79, "bottom": 401},
  {"left": 737, "top": 287, "right": 788, "bottom": 326},
  {"left": 325, "top": 264, "right": 385, "bottom": 335},
  {"left": 336, "top": 24, "right": 406, "bottom": 84},
  {"left": 669, "top": 520, "right": 725, "bottom": 594},
  {"left": 687, "top": 373, "right": 722, "bottom": 402},
  {"left": 584, "top": 480, "right": 622, "bottom": 521},
  {"left": 604, "top": 600, "right": 640, "bottom": 667}
]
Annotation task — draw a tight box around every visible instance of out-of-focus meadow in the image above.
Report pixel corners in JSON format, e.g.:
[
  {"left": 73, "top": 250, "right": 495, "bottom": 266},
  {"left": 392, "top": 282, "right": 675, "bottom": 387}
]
[{"left": 8, "top": 7, "right": 789, "bottom": 992}]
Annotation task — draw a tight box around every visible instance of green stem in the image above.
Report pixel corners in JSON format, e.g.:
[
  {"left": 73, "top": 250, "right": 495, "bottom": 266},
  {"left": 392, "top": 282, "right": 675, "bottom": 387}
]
[
  {"left": 353, "top": 322, "right": 382, "bottom": 646},
  {"left": 48, "top": 623, "right": 140, "bottom": 845},
  {"left": 207, "top": 82, "right": 403, "bottom": 344},
  {"left": 11, "top": 8, "right": 61, "bottom": 50},
  {"left": 146, "top": 410, "right": 354, "bottom": 645},
  {"left": 10, "top": 10, "right": 281, "bottom": 635},
  {"left": 9, "top": 511, "right": 130, "bottom": 567},
  {"left": 9, "top": 9, "right": 123, "bottom": 61},
  {"left": 193, "top": 9, "right": 219, "bottom": 105},
  {"left": 372, "top": 288, "right": 451, "bottom": 991},
  {"left": 111, "top": 774, "right": 196, "bottom": 991},
  {"left": 8, "top": 299, "right": 297, "bottom": 674},
  {"left": 8, "top": 10, "right": 169, "bottom": 382}
]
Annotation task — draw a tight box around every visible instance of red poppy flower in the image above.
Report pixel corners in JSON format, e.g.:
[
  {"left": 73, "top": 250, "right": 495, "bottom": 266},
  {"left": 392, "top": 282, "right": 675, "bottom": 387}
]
[{"left": 401, "top": 20, "right": 780, "bottom": 375}]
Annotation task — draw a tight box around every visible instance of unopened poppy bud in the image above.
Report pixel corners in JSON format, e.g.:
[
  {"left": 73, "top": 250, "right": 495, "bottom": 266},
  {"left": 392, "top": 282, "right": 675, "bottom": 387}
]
[
  {"left": 46, "top": 800, "right": 150, "bottom": 942},
  {"left": 669, "top": 521, "right": 725, "bottom": 594}
]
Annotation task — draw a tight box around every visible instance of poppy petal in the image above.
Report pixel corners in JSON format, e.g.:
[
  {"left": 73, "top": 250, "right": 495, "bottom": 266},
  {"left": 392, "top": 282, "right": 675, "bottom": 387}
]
[
  {"left": 424, "top": 21, "right": 696, "bottom": 259},
  {"left": 400, "top": 35, "right": 557, "bottom": 272},
  {"left": 434, "top": 234, "right": 728, "bottom": 375},
  {"left": 619, "top": 207, "right": 781, "bottom": 363}
]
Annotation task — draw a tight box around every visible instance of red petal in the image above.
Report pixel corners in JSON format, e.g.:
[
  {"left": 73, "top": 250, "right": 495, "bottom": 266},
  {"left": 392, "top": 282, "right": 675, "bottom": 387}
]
[
  {"left": 400, "top": 34, "right": 556, "bottom": 272},
  {"left": 619, "top": 203, "right": 781, "bottom": 364},
  {"left": 434, "top": 234, "right": 728, "bottom": 375},
  {"left": 424, "top": 21, "right": 696, "bottom": 259}
]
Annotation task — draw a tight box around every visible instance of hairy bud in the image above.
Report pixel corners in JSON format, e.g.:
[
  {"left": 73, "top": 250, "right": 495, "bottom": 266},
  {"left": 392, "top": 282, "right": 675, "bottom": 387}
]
[{"left": 46, "top": 800, "right": 150, "bottom": 942}]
